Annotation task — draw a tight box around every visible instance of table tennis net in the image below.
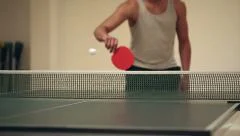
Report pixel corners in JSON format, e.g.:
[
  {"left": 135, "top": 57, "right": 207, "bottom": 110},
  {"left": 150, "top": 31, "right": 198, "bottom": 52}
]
[{"left": 0, "top": 71, "right": 240, "bottom": 100}]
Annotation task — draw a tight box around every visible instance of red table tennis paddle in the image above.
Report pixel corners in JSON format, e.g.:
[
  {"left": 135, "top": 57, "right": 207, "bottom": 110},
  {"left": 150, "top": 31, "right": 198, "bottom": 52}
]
[{"left": 111, "top": 46, "right": 134, "bottom": 70}]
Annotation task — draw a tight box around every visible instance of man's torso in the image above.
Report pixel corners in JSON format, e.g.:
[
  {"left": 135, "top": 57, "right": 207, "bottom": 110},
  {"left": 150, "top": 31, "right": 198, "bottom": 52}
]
[{"left": 128, "top": 0, "right": 179, "bottom": 70}]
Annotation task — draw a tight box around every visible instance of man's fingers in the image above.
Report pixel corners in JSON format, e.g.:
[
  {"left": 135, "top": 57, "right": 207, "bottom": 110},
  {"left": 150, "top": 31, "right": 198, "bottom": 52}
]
[
  {"left": 110, "top": 38, "right": 115, "bottom": 47},
  {"left": 105, "top": 38, "right": 111, "bottom": 49},
  {"left": 109, "top": 38, "right": 114, "bottom": 52},
  {"left": 180, "top": 75, "right": 190, "bottom": 92},
  {"left": 105, "top": 37, "right": 118, "bottom": 53},
  {"left": 110, "top": 39, "right": 118, "bottom": 53}
]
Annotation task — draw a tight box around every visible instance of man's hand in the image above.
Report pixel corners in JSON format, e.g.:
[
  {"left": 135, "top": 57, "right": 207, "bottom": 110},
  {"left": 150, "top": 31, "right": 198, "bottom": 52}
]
[
  {"left": 104, "top": 36, "right": 118, "bottom": 53},
  {"left": 180, "top": 74, "right": 190, "bottom": 92}
]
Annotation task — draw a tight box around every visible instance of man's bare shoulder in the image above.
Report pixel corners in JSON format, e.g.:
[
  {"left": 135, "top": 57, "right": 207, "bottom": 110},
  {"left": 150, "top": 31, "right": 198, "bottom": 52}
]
[
  {"left": 117, "top": 0, "right": 138, "bottom": 20},
  {"left": 174, "top": 0, "right": 187, "bottom": 16},
  {"left": 174, "top": 0, "right": 186, "bottom": 6},
  {"left": 126, "top": 0, "right": 138, "bottom": 6},
  {"left": 119, "top": 0, "right": 138, "bottom": 11}
]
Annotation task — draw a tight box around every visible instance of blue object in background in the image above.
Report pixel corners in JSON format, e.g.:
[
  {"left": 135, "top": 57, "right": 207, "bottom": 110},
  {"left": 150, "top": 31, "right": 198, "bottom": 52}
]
[
  {"left": 4, "top": 41, "right": 14, "bottom": 70},
  {"left": 0, "top": 41, "right": 8, "bottom": 70},
  {"left": 14, "top": 41, "right": 24, "bottom": 70}
]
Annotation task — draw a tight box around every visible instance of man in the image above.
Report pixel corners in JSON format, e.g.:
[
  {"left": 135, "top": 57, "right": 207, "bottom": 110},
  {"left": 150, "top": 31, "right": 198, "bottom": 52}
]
[
  {"left": 94, "top": 0, "right": 191, "bottom": 71},
  {"left": 94, "top": 0, "right": 191, "bottom": 92}
]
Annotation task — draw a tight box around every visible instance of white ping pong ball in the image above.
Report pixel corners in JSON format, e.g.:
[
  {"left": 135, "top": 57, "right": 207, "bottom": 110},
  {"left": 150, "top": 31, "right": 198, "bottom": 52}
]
[{"left": 89, "top": 48, "right": 97, "bottom": 55}]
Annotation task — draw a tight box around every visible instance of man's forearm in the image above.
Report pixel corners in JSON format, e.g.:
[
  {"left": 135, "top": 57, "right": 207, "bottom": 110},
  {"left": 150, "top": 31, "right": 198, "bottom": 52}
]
[{"left": 179, "top": 43, "right": 191, "bottom": 71}]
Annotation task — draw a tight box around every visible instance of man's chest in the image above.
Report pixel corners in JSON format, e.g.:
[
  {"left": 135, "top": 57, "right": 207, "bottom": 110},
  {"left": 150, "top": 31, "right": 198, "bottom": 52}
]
[{"left": 144, "top": 0, "right": 168, "bottom": 15}]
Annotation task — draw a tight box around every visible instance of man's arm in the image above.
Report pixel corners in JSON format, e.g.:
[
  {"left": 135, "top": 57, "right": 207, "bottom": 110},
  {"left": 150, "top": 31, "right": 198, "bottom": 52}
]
[
  {"left": 94, "top": 0, "right": 137, "bottom": 52},
  {"left": 176, "top": 1, "right": 191, "bottom": 71}
]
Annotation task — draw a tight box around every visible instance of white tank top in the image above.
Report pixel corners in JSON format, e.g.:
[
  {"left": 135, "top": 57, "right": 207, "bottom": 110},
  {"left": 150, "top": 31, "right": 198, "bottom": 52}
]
[{"left": 130, "top": 0, "right": 178, "bottom": 69}]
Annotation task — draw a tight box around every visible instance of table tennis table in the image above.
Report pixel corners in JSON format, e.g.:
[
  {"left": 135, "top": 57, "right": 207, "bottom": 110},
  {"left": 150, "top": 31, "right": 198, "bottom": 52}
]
[{"left": 0, "top": 71, "right": 240, "bottom": 136}]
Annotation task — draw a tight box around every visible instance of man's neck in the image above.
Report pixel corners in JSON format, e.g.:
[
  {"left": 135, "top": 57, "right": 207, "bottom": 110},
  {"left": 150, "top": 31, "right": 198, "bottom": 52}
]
[
  {"left": 146, "top": 0, "right": 166, "bottom": 6},
  {"left": 146, "top": 0, "right": 162, "bottom": 4}
]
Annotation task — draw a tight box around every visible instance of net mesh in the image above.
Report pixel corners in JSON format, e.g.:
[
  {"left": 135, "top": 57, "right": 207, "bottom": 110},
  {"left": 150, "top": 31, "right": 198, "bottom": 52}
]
[{"left": 0, "top": 71, "right": 240, "bottom": 100}]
